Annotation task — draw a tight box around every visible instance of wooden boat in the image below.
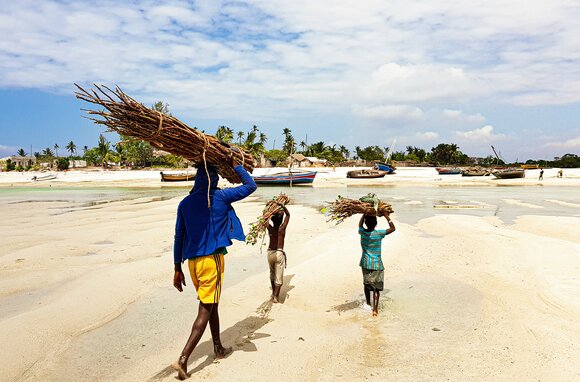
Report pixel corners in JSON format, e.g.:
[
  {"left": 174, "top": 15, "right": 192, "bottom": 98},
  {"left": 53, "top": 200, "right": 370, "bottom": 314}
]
[
  {"left": 492, "top": 168, "right": 525, "bottom": 179},
  {"left": 252, "top": 170, "right": 317, "bottom": 185},
  {"left": 461, "top": 168, "right": 491, "bottom": 177},
  {"left": 520, "top": 164, "right": 539, "bottom": 169},
  {"left": 31, "top": 174, "right": 57, "bottom": 181},
  {"left": 373, "top": 162, "right": 396, "bottom": 174},
  {"left": 160, "top": 171, "right": 196, "bottom": 182},
  {"left": 347, "top": 169, "right": 388, "bottom": 179},
  {"left": 436, "top": 167, "right": 462, "bottom": 175}
]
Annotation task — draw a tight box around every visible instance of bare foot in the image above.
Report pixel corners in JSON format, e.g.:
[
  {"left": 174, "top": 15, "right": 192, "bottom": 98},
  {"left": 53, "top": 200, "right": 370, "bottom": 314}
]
[
  {"left": 273, "top": 296, "right": 279, "bottom": 303},
  {"left": 214, "top": 345, "right": 233, "bottom": 359},
  {"left": 171, "top": 356, "right": 189, "bottom": 380},
  {"left": 372, "top": 309, "right": 378, "bottom": 317}
]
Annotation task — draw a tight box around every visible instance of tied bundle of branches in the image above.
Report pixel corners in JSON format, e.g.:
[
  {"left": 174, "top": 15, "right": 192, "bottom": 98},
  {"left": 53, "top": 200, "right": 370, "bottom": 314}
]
[
  {"left": 327, "top": 195, "right": 394, "bottom": 224},
  {"left": 74, "top": 83, "right": 254, "bottom": 183},
  {"left": 246, "top": 194, "right": 290, "bottom": 245}
]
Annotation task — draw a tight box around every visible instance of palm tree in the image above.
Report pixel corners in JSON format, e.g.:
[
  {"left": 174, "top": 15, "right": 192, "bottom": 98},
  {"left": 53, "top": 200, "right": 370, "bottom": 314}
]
[
  {"left": 237, "top": 131, "right": 244, "bottom": 145},
  {"left": 66, "top": 141, "right": 77, "bottom": 157},
  {"left": 53, "top": 143, "right": 59, "bottom": 158},
  {"left": 259, "top": 132, "right": 268, "bottom": 146},
  {"left": 215, "top": 126, "right": 234, "bottom": 143},
  {"left": 83, "top": 146, "right": 88, "bottom": 154},
  {"left": 42, "top": 147, "right": 54, "bottom": 159},
  {"left": 17, "top": 148, "right": 27, "bottom": 157},
  {"left": 299, "top": 141, "right": 307, "bottom": 153},
  {"left": 339, "top": 145, "right": 349, "bottom": 160},
  {"left": 97, "top": 134, "right": 110, "bottom": 168},
  {"left": 282, "top": 128, "right": 295, "bottom": 154}
]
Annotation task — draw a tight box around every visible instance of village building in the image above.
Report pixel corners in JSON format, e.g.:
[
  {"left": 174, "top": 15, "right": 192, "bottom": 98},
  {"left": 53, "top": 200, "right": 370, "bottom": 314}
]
[
  {"left": 288, "top": 154, "right": 327, "bottom": 167},
  {"left": 0, "top": 155, "right": 36, "bottom": 168}
]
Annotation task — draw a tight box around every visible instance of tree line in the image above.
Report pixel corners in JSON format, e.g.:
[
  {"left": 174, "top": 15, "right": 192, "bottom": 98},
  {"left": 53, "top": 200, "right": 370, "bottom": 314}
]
[{"left": 4, "top": 101, "right": 579, "bottom": 170}]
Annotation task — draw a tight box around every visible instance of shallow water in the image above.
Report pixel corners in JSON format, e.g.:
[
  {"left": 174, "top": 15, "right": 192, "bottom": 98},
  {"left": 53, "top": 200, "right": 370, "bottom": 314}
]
[{"left": 1, "top": 185, "right": 578, "bottom": 224}]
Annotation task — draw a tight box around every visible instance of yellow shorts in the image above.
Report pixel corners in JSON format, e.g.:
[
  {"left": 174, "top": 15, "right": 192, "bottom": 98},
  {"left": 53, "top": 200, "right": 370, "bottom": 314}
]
[{"left": 188, "top": 253, "right": 225, "bottom": 304}]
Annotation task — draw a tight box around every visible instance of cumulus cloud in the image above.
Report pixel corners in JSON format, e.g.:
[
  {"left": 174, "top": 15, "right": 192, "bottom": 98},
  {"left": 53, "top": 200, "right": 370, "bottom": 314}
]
[
  {"left": 442, "top": 109, "right": 486, "bottom": 124},
  {"left": 545, "top": 136, "right": 580, "bottom": 149},
  {"left": 455, "top": 125, "right": 507, "bottom": 142},
  {"left": 362, "top": 63, "right": 489, "bottom": 104},
  {"left": 0, "top": 0, "right": 580, "bottom": 141},
  {"left": 415, "top": 131, "right": 439, "bottom": 141},
  {"left": 352, "top": 104, "right": 424, "bottom": 121}
]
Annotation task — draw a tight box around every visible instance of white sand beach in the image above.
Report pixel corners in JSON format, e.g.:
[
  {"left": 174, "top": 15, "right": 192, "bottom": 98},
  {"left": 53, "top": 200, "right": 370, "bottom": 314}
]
[{"left": 0, "top": 170, "right": 579, "bottom": 381}]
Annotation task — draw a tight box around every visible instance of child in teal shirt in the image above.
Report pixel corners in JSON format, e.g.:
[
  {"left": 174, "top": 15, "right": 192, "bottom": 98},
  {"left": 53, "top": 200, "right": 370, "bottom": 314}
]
[{"left": 358, "top": 211, "right": 396, "bottom": 316}]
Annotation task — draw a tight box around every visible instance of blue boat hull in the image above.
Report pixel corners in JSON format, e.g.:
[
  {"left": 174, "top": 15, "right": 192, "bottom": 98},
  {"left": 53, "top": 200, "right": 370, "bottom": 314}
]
[
  {"left": 253, "top": 171, "right": 317, "bottom": 185},
  {"left": 374, "top": 162, "right": 395, "bottom": 174}
]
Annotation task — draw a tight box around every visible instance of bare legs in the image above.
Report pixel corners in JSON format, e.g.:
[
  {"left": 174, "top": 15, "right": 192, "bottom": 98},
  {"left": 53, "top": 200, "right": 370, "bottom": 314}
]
[
  {"left": 271, "top": 279, "right": 281, "bottom": 303},
  {"left": 173, "top": 302, "right": 231, "bottom": 380},
  {"left": 364, "top": 285, "right": 371, "bottom": 306},
  {"left": 364, "top": 285, "right": 380, "bottom": 316},
  {"left": 372, "top": 290, "right": 380, "bottom": 316}
]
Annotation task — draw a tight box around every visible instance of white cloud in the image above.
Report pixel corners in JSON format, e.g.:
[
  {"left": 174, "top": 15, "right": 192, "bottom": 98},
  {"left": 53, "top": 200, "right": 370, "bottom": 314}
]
[
  {"left": 0, "top": 0, "right": 580, "bottom": 144},
  {"left": 352, "top": 104, "right": 424, "bottom": 121},
  {"left": 415, "top": 131, "right": 439, "bottom": 141},
  {"left": 455, "top": 125, "right": 507, "bottom": 142},
  {"left": 545, "top": 136, "right": 580, "bottom": 149},
  {"left": 362, "top": 63, "right": 489, "bottom": 104},
  {"left": 442, "top": 109, "right": 486, "bottom": 124}
]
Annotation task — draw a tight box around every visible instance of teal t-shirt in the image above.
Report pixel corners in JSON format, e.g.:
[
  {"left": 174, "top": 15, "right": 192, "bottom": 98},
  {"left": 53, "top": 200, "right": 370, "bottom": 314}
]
[{"left": 358, "top": 227, "right": 387, "bottom": 270}]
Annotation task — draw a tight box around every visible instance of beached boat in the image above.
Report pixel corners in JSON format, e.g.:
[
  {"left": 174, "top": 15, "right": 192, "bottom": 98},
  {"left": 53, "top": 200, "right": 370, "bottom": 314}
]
[
  {"left": 347, "top": 169, "right": 388, "bottom": 179},
  {"left": 31, "top": 174, "right": 57, "bottom": 181},
  {"left": 520, "top": 164, "right": 539, "bottom": 169},
  {"left": 492, "top": 168, "right": 525, "bottom": 179},
  {"left": 373, "top": 162, "right": 396, "bottom": 174},
  {"left": 436, "top": 167, "right": 462, "bottom": 175},
  {"left": 461, "top": 168, "right": 491, "bottom": 177},
  {"left": 160, "top": 171, "right": 196, "bottom": 182},
  {"left": 252, "top": 170, "right": 317, "bottom": 185}
]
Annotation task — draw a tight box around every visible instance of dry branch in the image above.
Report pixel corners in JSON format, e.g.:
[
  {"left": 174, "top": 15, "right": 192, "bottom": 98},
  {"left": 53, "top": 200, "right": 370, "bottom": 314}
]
[
  {"left": 246, "top": 194, "right": 290, "bottom": 245},
  {"left": 74, "top": 83, "right": 254, "bottom": 183},
  {"left": 327, "top": 196, "right": 394, "bottom": 224}
]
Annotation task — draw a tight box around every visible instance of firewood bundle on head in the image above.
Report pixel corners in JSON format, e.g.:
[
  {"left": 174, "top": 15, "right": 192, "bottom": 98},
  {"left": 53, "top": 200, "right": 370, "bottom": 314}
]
[
  {"left": 74, "top": 84, "right": 254, "bottom": 183},
  {"left": 246, "top": 194, "right": 290, "bottom": 245},
  {"left": 327, "top": 194, "right": 394, "bottom": 224}
]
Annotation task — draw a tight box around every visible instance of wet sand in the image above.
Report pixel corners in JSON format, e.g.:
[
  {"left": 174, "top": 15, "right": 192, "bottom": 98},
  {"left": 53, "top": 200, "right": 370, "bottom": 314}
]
[{"left": 1, "top": 176, "right": 579, "bottom": 381}]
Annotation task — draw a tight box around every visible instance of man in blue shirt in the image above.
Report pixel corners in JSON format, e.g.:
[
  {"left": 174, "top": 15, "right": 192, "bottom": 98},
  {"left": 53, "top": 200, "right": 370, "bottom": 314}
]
[
  {"left": 358, "top": 211, "right": 396, "bottom": 316},
  {"left": 172, "top": 155, "right": 257, "bottom": 380}
]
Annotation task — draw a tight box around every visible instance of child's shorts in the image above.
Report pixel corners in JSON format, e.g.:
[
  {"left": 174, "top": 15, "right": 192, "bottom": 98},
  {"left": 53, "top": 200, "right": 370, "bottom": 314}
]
[
  {"left": 267, "top": 249, "right": 286, "bottom": 286},
  {"left": 362, "top": 268, "right": 384, "bottom": 291}
]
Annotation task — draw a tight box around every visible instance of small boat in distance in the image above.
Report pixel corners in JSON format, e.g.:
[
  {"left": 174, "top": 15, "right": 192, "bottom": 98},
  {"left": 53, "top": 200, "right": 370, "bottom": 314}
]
[
  {"left": 31, "top": 174, "right": 57, "bottom": 181},
  {"left": 347, "top": 169, "right": 388, "bottom": 179},
  {"left": 436, "top": 167, "right": 462, "bottom": 175},
  {"left": 461, "top": 168, "right": 491, "bottom": 177},
  {"left": 252, "top": 170, "right": 317, "bottom": 185},
  {"left": 492, "top": 169, "right": 525, "bottom": 179},
  {"left": 160, "top": 171, "right": 196, "bottom": 182},
  {"left": 374, "top": 162, "right": 396, "bottom": 174}
]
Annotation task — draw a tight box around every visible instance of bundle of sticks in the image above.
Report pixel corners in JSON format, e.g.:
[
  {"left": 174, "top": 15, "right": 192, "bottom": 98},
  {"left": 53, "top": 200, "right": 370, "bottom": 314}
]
[
  {"left": 327, "top": 196, "right": 394, "bottom": 224},
  {"left": 246, "top": 194, "right": 290, "bottom": 245},
  {"left": 74, "top": 84, "right": 254, "bottom": 184}
]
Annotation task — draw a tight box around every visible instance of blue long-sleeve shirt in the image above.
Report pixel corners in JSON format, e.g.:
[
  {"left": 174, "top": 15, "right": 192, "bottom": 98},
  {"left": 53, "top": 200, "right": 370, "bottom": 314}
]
[{"left": 173, "top": 165, "right": 257, "bottom": 264}]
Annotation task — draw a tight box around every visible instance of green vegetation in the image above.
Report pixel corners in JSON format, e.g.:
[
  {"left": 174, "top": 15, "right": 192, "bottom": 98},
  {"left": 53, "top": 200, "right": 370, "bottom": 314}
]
[{"left": 6, "top": 101, "right": 578, "bottom": 171}]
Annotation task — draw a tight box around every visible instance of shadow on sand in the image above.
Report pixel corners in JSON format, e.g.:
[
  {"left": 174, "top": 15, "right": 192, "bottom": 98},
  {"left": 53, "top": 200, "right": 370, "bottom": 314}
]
[
  {"left": 150, "top": 274, "right": 297, "bottom": 380},
  {"left": 149, "top": 315, "right": 272, "bottom": 381}
]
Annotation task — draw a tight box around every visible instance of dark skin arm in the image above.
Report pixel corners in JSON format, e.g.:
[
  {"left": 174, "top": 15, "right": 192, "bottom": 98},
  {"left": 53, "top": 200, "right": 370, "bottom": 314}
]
[
  {"left": 384, "top": 211, "right": 396, "bottom": 234},
  {"left": 174, "top": 262, "right": 186, "bottom": 292},
  {"left": 280, "top": 205, "right": 290, "bottom": 229},
  {"left": 358, "top": 215, "right": 365, "bottom": 228}
]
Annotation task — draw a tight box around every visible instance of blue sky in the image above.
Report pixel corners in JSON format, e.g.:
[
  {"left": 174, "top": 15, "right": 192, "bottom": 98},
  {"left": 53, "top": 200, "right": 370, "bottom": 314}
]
[{"left": 1, "top": 0, "right": 580, "bottom": 161}]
